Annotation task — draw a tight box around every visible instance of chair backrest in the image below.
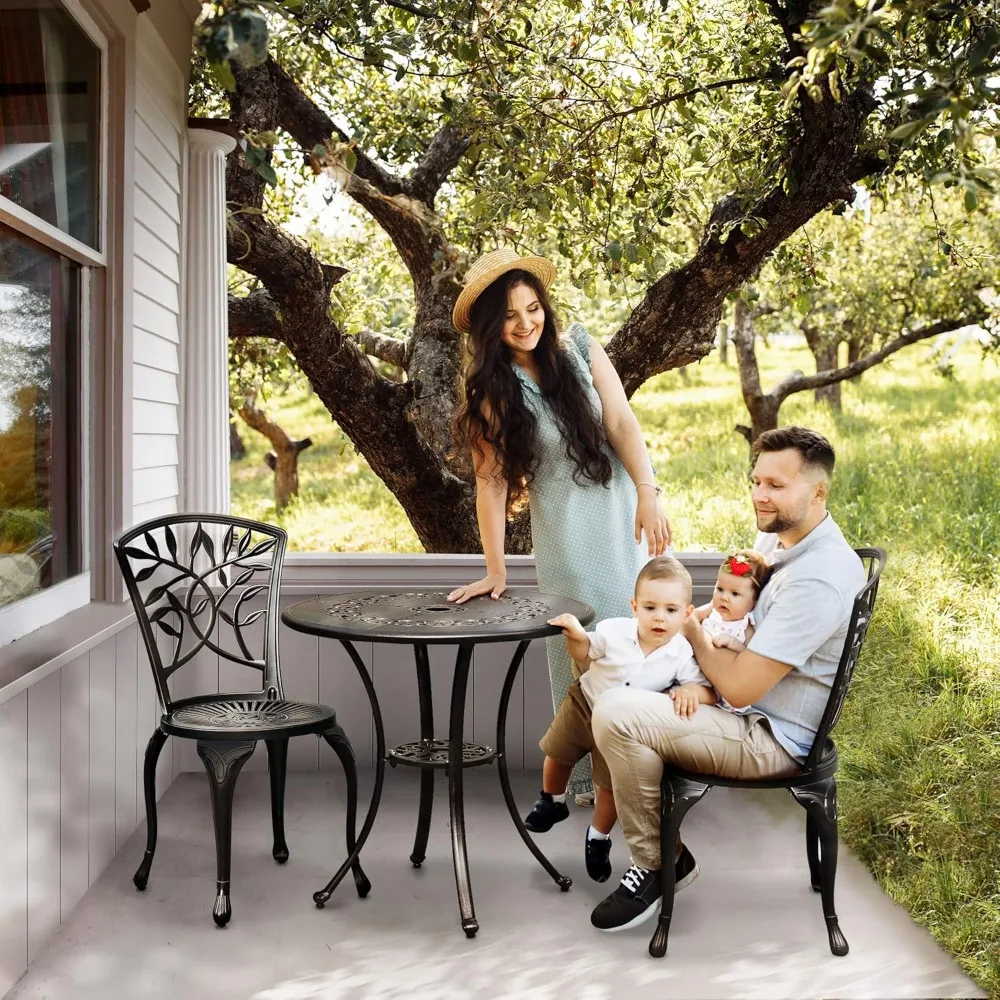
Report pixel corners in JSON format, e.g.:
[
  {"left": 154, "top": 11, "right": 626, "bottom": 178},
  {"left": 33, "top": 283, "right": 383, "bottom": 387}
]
[
  {"left": 114, "top": 514, "right": 287, "bottom": 712},
  {"left": 803, "top": 546, "right": 886, "bottom": 769}
]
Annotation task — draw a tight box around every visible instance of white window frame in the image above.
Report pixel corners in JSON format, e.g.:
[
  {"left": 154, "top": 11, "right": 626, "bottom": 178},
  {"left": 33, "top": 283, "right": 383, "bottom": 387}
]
[{"left": 0, "top": 0, "right": 108, "bottom": 646}]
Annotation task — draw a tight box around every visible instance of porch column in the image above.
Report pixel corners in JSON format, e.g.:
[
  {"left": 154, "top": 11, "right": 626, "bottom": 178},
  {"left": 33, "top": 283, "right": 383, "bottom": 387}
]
[{"left": 182, "top": 119, "right": 238, "bottom": 514}]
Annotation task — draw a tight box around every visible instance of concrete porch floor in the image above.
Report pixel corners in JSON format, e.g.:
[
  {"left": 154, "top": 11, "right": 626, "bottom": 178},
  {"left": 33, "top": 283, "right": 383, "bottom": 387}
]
[{"left": 6, "top": 768, "right": 984, "bottom": 1000}]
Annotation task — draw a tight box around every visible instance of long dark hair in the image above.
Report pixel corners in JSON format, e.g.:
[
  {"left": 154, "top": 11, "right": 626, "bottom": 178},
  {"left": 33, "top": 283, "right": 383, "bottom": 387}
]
[{"left": 455, "top": 269, "right": 612, "bottom": 512}]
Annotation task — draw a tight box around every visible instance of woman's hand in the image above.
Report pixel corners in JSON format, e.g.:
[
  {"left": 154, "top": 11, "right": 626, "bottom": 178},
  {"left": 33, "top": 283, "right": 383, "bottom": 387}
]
[
  {"left": 447, "top": 572, "right": 507, "bottom": 604},
  {"left": 635, "top": 490, "right": 672, "bottom": 556}
]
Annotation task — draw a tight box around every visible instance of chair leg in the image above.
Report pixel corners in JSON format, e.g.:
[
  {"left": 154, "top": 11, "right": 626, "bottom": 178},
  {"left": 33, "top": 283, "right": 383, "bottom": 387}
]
[
  {"left": 806, "top": 814, "right": 822, "bottom": 892},
  {"left": 133, "top": 729, "right": 168, "bottom": 891},
  {"left": 791, "top": 778, "right": 849, "bottom": 957},
  {"left": 197, "top": 739, "right": 256, "bottom": 927},
  {"left": 265, "top": 738, "right": 290, "bottom": 864},
  {"left": 649, "top": 776, "right": 710, "bottom": 958},
  {"left": 316, "top": 724, "right": 371, "bottom": 903}
]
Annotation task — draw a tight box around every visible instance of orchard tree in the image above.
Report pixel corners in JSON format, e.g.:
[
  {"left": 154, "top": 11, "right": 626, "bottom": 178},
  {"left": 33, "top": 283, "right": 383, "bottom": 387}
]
[
  {"left": 202, "top": 0, "right": 1000, "bottom": 551},
  {"left": 229, "top": 332, "right": 313, "bottom": 511},
  {"left": 730, "top": 185, "right": 998, "bottom": 441}
]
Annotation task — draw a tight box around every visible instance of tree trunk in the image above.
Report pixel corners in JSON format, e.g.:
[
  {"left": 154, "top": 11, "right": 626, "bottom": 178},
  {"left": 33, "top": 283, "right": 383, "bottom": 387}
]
[
  {"left": 229, "top": 417, "right": 246, "bottom": 460},
  {"left": 802, "top": 324, "right": 842, "bottom": 410},
  {"left": 237, "top": 396, "right": 312, "bottom": 511},
  {"left": 732, "top": 298, "right": 782, "bottom": 447},
  {"left": 846, "top": 337, "right": 863, "bottom": 381},
  {"left": 718, "top": 322, "right": 729, "bottom": 365}
]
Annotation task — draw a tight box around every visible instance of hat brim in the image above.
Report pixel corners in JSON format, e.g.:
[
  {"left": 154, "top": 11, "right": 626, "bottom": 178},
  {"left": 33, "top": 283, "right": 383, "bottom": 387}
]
[{"left": 451, "top": 255, "right": 557, "bottom": 334}]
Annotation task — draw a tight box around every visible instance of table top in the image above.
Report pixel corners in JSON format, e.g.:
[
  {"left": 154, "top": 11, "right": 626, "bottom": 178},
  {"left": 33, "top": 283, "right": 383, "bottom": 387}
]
[{"left": 281, "top": 588, "right": 595, "bottom": 645}]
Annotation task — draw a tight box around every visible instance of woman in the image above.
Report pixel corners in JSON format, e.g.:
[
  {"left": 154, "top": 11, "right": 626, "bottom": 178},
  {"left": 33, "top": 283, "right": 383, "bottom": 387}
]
[{"left": 447, "top": 249, "right": 671, "bottom": 796}]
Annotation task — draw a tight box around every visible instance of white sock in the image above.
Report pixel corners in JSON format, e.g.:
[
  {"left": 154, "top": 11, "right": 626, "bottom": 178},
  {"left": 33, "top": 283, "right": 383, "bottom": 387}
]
[
  {"left": 550, "top": 792, "right": 567, "bottom": 804},
  {"left": 587, "top": 825, "right": 610, "bottom": 841}
]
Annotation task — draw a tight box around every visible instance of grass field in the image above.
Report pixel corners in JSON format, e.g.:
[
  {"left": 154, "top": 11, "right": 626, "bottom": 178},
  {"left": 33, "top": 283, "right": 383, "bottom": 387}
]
[{"left": 232, "top": 336, "right": 1000, "bottom": 993}]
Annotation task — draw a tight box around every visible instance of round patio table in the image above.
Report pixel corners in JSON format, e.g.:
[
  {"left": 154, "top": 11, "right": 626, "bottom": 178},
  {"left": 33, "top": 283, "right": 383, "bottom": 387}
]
[{"left": 281, "top": 588, "right": 595, "bottom": 938}]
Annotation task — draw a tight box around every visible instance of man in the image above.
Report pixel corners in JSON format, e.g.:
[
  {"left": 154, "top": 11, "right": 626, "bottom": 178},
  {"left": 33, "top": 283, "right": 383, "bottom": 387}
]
[{"left": 589, "top": 426, "right": 866, "bottom": 931}]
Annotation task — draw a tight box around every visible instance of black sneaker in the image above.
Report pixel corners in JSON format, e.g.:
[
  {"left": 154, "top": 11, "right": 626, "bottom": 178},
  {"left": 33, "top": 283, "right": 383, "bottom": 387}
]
[
  {"left": 585, "top": 830, "right": 612, "bottom": 883},
  {"left": 590, "top": 861, "right": 661, "bottom": 932},
  {"left": 674, "top": 843, "right": 700, "bottom": 891},
  {"left": 590, "top": 848, "right": 700, "bottom": 932},
  {"left": 523, "top": 791, "right": 569, "bottom": 832}
]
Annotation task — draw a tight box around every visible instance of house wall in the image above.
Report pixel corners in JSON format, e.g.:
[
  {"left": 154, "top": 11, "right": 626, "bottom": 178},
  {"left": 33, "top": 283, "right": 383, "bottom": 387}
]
[
  {"left": 0, "top": 624, "right": 168, "bottom": 997},
  {"left": 130, "top": 19, "right": 185, "bottom": 526}
]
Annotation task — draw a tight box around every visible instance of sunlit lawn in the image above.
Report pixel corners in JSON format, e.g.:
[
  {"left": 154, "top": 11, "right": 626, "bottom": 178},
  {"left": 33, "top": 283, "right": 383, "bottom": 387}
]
[{"left": 232, "top": 336, "right": 1000, "bottom": 993}]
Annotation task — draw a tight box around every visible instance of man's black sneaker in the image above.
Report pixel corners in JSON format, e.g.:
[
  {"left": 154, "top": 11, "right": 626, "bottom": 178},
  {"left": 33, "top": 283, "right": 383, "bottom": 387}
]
[
  {"left": 523, "top": 791, "right": 569, "bottom": 832},
  {"left": 585, "top": 830, "right": 612, "bottom": 883},
  {"left": 590, "top": 848, "right": 700, "bottom": 932},
  {"left": 590, "top": 861, "right": 661, "bottom": 931},
  {"left": 674, "top": 843, "right": 700, "bottom": 891}
]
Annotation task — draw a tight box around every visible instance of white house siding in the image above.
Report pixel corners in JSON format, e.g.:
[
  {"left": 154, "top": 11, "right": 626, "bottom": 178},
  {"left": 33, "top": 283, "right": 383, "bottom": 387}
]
[
  {"left": 131, "top": 19, "right": 186, "bottom": 527},
  {"left": 0, "top": 623, "right": 167, "bottom": 997}
]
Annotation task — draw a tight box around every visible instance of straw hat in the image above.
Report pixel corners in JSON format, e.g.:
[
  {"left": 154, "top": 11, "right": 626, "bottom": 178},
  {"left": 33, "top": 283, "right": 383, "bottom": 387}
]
[{"left": 451, "top": 248, "right": 557, "bottom": 334}]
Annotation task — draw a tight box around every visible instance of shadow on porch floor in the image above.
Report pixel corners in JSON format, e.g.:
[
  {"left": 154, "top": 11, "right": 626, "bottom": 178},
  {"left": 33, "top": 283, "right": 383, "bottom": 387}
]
[{"left": 6, "top": 769, "right": 984, "bottom": 1000}]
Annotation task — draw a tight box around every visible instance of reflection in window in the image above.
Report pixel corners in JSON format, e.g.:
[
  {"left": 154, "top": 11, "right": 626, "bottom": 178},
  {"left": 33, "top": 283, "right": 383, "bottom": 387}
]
[
  {"left": 0, "top": 0, "right": 101, "bottom": 249},
  {"left": 0, "top": 221, "right": 82, "bottom": 608}
]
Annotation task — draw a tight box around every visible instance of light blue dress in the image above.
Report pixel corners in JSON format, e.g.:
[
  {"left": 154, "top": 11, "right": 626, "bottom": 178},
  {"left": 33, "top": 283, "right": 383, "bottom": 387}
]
[{"left": 513, "top": 323, "right": 647, "bottom": 794}]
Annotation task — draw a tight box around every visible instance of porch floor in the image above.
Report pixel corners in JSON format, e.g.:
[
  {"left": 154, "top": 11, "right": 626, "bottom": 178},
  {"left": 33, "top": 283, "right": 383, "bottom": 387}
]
[{"left": 7, "top": 768, "right": 983, "bottom": 1000}]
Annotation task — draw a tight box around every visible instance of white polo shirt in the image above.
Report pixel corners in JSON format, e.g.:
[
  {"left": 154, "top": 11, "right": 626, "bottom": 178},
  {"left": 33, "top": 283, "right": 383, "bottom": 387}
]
[{"left": 579, "top": 617, "right": 708, "bottom": 708}]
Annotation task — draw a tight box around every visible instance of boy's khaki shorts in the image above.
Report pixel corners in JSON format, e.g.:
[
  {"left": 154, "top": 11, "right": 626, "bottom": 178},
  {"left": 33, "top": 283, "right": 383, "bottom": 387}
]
[{"left": 539, "top": 680, "right": 611, "bottom": 789}]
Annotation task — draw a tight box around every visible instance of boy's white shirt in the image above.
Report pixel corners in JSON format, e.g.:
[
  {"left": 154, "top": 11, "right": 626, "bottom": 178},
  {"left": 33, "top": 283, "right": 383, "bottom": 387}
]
[{"left": 578, "top": 617, "right": 709, "bottom": 708}]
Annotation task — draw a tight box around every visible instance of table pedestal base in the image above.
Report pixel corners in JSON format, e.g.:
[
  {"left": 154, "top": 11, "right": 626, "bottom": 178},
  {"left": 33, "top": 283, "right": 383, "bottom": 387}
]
[{"left": 320, "top": 637, "right": 573, "bottom": 935}]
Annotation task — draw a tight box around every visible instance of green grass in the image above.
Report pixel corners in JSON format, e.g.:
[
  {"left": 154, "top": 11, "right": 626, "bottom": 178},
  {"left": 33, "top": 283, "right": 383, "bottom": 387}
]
[{"left": 233, "top": 337, "right": 1000, "bottom": 993}]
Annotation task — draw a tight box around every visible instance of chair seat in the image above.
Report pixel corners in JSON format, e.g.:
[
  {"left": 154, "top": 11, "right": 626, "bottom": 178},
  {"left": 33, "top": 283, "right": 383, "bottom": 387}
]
[
  {"left": 665, "top": 739, "right": 838, "bottom": 789},
  {"left": 162, "top": 697, "right": 338, "bottom": 741}
]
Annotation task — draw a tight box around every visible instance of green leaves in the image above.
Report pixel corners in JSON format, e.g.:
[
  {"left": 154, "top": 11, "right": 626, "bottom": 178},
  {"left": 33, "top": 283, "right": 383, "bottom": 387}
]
[
  {"left": 242, "top": 141, "right": 278, "bottom": 188},
  {"left": 197, "top": 8, "right": 270, "bottom": 92}
]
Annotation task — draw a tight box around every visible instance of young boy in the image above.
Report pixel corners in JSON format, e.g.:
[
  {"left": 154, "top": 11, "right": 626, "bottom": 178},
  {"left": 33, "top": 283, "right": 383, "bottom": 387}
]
[{"left": 524, "top": 556, "right": 715, "bottom": 883}]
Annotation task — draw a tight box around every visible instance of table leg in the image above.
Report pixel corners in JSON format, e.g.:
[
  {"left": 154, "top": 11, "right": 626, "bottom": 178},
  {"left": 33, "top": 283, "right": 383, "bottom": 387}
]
[
  {"left": 495, "top": 640, "right": 573, "bottom": 891},
  {"left": 313, "top": 639, "right": 386, "bottom": 906},
  {"left": 448, "top": 642, "right": 478, "bottom": 937},
  {"left": 410, "top": 643, "right": 434, "bottom": 867}
]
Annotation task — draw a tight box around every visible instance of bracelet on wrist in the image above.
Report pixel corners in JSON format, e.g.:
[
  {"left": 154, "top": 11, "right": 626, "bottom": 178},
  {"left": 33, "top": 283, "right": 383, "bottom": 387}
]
[{"left": 636, "top": 480, "right": 663, "bottom": 496}]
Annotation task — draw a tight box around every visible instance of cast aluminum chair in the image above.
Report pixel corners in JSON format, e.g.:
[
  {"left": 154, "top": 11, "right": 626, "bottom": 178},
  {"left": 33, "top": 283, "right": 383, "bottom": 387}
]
[
  {"left": 650, "top": 546, "right": 886, "bottom": 958},
  {"left": 115, "top": 513, "right": 370, "bottom": 925}
]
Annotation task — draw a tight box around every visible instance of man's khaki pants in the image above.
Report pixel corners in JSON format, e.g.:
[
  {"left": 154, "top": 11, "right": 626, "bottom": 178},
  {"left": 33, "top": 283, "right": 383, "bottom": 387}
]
[{"left": 591, "top": 687, "right": 800, "bottom": 870}]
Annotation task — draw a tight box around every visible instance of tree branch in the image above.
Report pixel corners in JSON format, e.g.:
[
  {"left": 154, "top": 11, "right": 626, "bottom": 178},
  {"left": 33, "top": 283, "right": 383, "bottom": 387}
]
[
  {"left": 583, "top": 74, "right": 781, "bottom": 139},
  {"left": 353, "top": 328, "right": 409, "bottom": 368},
  {"left": 266, "top": 58, "right": 405, "bottom": 196},
  {"left": 406, "top": 123, "right": 472, "bottom": 205},
  {"left": 606, "top": 81, "right": 880, "bottom": 394},
  {"left": 773, "top": 313, "right": 986, "bottom": 402},
  {"left": 228, "top": 289, "right": 284, "bottom": 341},
  {"left": 238, "top": 392, "right": 294, "bottom": 451},
  {"left": 377, "top": 0, "right": 438, "bottom": 17}
]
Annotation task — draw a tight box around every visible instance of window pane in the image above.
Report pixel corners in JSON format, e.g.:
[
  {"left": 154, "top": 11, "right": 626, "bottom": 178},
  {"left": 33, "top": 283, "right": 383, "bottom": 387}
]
[
  {"left": 0, "top": 0, "right": 101, "bottom": 249},
  {"left": 0, "top": 221, "right": 82, "bottom": 609}
]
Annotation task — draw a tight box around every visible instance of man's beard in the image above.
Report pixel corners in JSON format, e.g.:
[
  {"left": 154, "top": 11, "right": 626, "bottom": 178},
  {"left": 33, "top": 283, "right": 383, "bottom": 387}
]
[{"left": 756, "top": 510, "right": 797, "bottom": 534}]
